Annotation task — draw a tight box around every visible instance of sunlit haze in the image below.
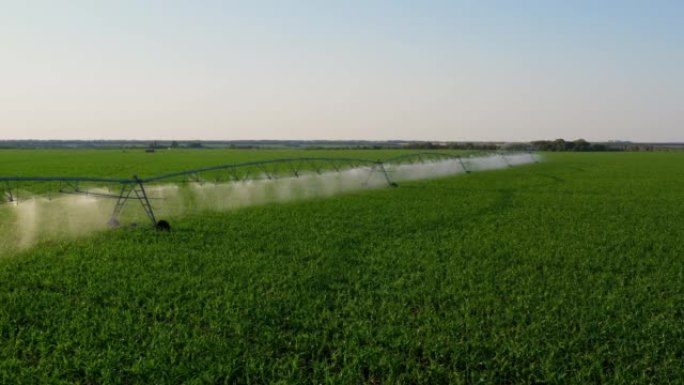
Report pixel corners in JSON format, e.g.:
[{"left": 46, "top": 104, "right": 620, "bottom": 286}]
[{"left": 1, "top": 1, "right": 682, "bottom": 142}]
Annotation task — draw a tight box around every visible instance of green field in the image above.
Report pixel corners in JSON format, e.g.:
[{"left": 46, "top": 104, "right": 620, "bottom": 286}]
[
  {"left": 1, "top": 151, "right": 683, "bottom": 384},
  {"left": 0, "top": 148, "right": 462, "bottom": 179}
]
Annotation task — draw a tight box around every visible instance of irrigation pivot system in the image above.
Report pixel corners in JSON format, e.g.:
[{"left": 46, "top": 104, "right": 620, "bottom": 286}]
[{"left": 1, "top": 152, "right": 537, "bottom": 230}]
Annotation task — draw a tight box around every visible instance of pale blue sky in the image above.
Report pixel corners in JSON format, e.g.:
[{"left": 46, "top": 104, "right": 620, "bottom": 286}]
[{"left": 1, "top": 1, "right": 682, "bottom": 141}]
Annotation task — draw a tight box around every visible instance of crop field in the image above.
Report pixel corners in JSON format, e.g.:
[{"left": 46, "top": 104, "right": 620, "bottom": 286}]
[
  {"left": 0, "top": 150, "right": 683, "bottom": 384},
  {"left": 0, "top": 149, "right": 466, "bottom": 179}
]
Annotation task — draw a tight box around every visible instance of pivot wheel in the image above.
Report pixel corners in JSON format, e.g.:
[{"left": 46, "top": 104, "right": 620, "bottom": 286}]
[{"left": 156, "top": 220, "right": 171, "bottom": 231}]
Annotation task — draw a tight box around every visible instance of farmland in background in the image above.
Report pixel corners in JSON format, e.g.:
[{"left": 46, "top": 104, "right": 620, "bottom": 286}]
[
  {"left": 0, "top": 151, "right": 683, "bottom": 384},
  {"left": 0, "top": 148, "right": 467, "bottom": 179}
]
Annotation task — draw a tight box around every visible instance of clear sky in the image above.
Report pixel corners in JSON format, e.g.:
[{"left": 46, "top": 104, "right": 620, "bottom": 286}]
[{"left": 1, "top": 0, "right": 682, "bottom": 142}]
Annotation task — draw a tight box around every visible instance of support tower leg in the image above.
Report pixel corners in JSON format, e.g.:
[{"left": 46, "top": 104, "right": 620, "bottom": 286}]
[
  {"left": 3, "top": 181, "right": 14, "bottom": 202},
  {"left": 134, "top": 178, "right": 157, "bottom": 227},
  {"left": 500, "top": 153, "right": 513, "bottom": 167},
  {"left": 458, "top": 156, "right": 471, "bottom": 174},
  {"left": 108, "top": 184, "right": 134, "bottom": 227}
]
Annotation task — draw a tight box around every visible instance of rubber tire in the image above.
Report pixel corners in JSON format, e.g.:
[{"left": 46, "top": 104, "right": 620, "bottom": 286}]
[{"left": 156, "top": 220, "right": 171, "bottom": 231}]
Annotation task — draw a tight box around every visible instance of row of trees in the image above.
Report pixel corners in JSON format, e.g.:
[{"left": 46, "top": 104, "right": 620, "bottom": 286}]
[
  {"left": 403, "top": 142, "right": 500, "bottom": 150},
  {"left": 404, "top": 139, "right": 615, "bottom": 152},
  {"left": 530, "top": 139, "right": 611, "bottom": 152}
]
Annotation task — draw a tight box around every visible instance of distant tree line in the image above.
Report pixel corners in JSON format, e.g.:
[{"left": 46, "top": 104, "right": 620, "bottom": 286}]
[
  {"left": 530, "top": 139, "right": 612, "bottom": 152},
  {"left": 402, "top": 142, "right": 500, "bottom": 151},
  {"left": 0, "top": 139, "right": 680, "bottom": 151}
]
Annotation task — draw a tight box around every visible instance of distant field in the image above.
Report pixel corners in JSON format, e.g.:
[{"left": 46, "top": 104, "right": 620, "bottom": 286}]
[
  {"left": 1, "top": 151, "right": 683, "bottom": 384},
  {"left": 0, "top": 148, "right": 466, "bottom": 179}
]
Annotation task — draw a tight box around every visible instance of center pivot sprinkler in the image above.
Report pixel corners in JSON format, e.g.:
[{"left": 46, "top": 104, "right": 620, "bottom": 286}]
[{"left": 2, "top": 152, "right": 530, "bottom": 230}]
